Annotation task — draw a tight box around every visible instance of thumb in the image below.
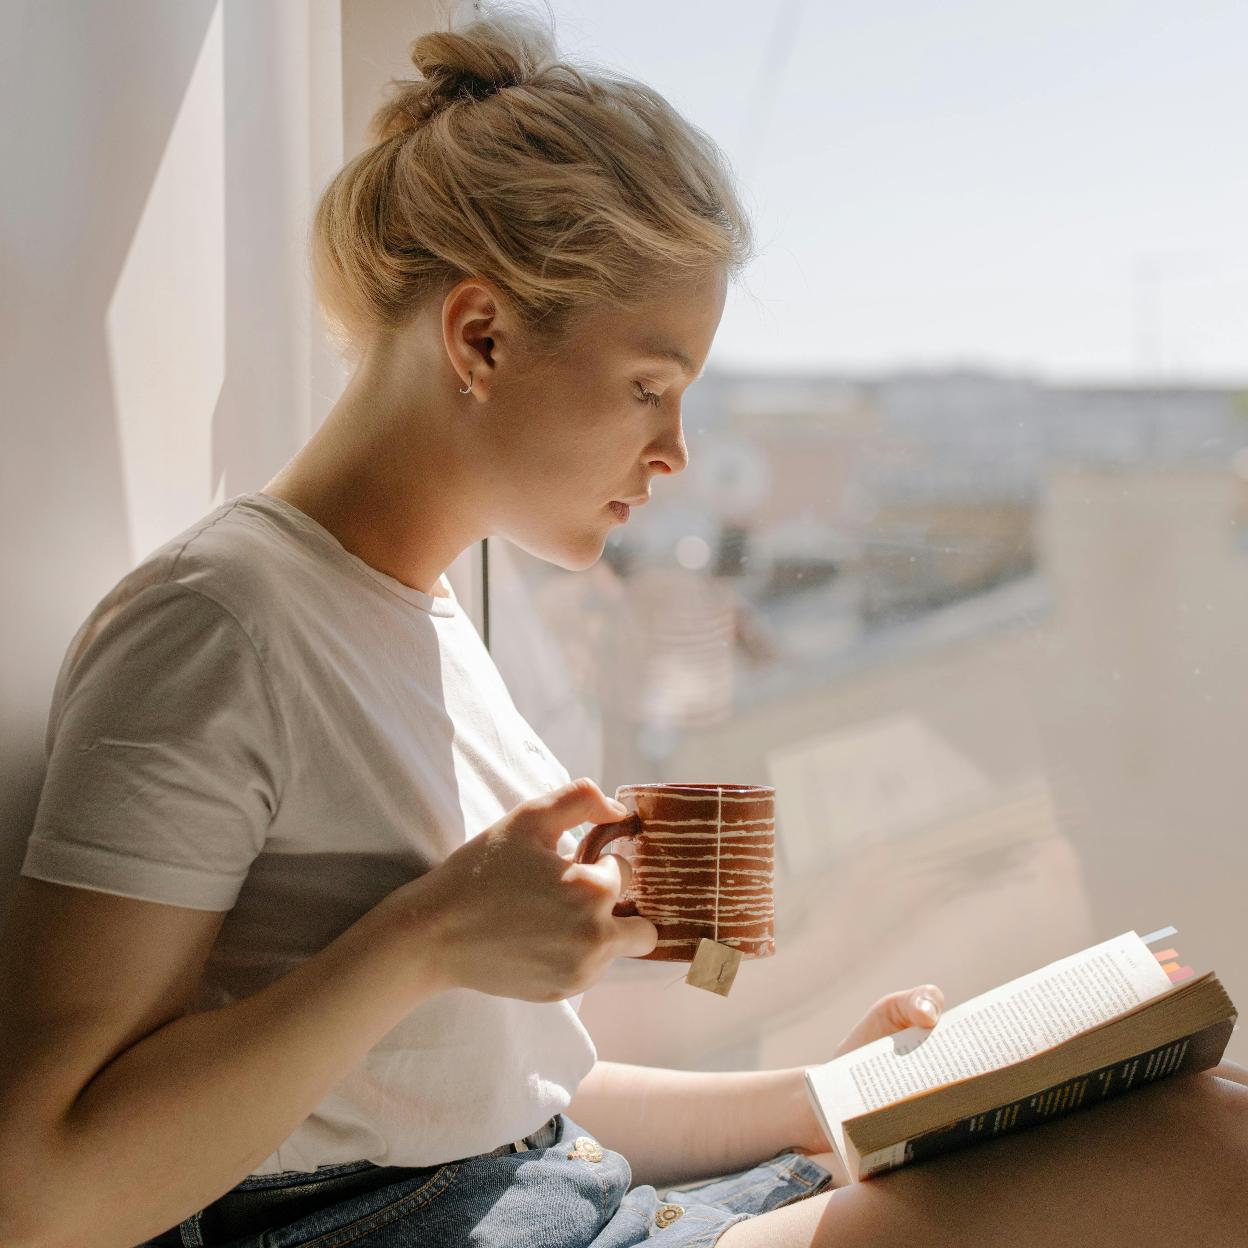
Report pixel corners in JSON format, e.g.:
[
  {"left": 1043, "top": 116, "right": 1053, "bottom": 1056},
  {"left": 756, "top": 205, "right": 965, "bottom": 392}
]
[
  {"left": 903, "top": 984, "right": 945, "bottom": 1028},
  {"left": 520, "top": 777, "right": 630, "bottom": 847}
]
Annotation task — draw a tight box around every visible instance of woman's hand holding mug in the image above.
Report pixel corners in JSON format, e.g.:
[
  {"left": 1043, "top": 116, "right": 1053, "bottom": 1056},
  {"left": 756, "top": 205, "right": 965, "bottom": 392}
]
[{"left": 393, "top": 778, "right": 658, "bottom": 1003}]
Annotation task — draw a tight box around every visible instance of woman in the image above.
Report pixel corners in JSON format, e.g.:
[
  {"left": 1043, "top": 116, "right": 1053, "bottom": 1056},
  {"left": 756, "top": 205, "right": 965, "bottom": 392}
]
[{"left": 2, "top": 6, "right": 1245, "bottom": 1247}]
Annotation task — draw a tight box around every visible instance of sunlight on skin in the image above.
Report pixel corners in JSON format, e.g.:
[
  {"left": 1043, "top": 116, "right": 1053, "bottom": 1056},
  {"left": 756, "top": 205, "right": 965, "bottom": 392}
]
[{"left": 718, "top": 1064, "right": 1248, "bottom": 1247}]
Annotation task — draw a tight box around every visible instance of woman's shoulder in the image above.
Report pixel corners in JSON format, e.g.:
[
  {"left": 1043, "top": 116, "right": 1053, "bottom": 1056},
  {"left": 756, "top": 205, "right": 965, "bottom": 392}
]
[
  {"left": 64, "top": 497, "right": 318, "bottom": 679},
  {"left": 125, "top": 494, "right": 333, "bottom": 630}
]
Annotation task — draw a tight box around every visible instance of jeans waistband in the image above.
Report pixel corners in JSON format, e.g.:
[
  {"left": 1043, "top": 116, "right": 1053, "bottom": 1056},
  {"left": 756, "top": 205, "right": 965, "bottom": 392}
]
[
  {"left": 171, "top": 1115, "right": 563, "bottom": 1247},
  {"left": 480, "top": 1111, "right": 562, "bottom": 1158}
]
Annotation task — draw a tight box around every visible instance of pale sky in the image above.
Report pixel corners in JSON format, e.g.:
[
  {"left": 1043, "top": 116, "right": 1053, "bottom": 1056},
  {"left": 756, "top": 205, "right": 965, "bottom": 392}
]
[{"left": 549, "top": 0, "right": 1248, "bottom": 384}]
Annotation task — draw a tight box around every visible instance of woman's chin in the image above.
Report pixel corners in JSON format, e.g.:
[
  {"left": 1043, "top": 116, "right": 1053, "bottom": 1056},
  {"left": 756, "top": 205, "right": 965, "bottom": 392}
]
[
  {"left": 556, "top": 541, "right": 607, "bottom": 573},
  {"left": 503, "top": 528, "right": 607, "bottom": 572}
]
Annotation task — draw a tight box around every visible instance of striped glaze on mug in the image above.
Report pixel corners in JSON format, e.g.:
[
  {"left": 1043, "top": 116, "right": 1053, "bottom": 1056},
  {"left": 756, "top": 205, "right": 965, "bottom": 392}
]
[{"left": 572, "top": 782, "right": 776, "bottom": 963}]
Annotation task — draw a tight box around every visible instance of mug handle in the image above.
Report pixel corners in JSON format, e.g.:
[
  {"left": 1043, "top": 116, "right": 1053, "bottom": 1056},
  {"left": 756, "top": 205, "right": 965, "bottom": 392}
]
[{"left": 572, "top": 812, "right": 643, "bottom": 917}]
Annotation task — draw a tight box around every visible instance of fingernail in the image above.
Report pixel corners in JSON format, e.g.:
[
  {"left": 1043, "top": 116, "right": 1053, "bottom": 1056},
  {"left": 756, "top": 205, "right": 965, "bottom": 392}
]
[
  {"left": 608, "top": 799, "right": 629, "bottom": 815},
  {"left": 916, "top": 996, "right": 939, "bottom": 1022}
]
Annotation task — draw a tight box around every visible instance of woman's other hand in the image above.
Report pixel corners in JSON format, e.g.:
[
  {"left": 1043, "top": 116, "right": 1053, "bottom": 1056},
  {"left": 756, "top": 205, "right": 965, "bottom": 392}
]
[{"left": 830, "top": 984, "right": 945, "bottom": 1059}]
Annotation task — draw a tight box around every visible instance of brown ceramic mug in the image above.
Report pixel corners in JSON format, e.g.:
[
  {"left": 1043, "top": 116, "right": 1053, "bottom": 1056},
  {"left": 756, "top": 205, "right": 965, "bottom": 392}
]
[{"left": 572, "top": 782, "right": 776, "bottom": 963}]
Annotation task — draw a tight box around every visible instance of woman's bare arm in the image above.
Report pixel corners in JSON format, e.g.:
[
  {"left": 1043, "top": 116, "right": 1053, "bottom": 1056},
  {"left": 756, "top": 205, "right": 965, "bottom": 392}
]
[
  {"left": 0, "top": 876, "right": 450, "bottom": 1248},
  {"left": 0, "top": 779, "right": 648, "bottom": 1248}
]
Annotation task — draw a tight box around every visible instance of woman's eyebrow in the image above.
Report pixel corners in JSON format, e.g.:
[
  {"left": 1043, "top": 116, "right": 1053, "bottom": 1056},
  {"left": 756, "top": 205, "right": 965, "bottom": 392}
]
[{"left": 635, "top": 338, "right": 699, "bottom": 379}]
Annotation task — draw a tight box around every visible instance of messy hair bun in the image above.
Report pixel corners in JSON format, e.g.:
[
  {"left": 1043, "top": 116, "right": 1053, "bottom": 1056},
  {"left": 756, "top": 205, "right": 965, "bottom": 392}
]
[
  {"left": 370, "top": 8, "right": 549, "bottom": 139},
  {"left": 310, "top": 0, "right": 755, "bottom": 363}
]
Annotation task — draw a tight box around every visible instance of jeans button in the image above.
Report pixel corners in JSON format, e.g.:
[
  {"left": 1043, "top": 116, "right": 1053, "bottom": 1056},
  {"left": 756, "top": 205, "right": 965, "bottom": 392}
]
[
  {"left": 655, "top": 1203, "right": 685, "bottom": 1228},
  {"left": 567, "top": 1136, "right": 604, "bottom": 1163}
]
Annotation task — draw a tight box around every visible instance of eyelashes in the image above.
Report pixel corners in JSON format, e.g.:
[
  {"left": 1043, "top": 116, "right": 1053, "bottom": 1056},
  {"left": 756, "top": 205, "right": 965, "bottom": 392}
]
[{"left": 635, "top": 385, "right": 662, "bottom": 408}]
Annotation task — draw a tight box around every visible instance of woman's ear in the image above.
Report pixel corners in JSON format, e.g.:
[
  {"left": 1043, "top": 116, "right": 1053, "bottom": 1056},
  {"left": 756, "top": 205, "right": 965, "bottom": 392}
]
[{"left": 442, "top": 276, "right": 513, "bottom": 399}]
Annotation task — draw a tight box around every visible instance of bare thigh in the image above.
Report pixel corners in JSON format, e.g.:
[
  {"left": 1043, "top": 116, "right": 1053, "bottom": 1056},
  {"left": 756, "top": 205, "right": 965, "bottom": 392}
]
[
  {"left": 1211, "top": 1058, "right": 1248, "bottom": 1088},
  {"left": 719, "top": 1067, "right": 1248, "bottom": 1248}
]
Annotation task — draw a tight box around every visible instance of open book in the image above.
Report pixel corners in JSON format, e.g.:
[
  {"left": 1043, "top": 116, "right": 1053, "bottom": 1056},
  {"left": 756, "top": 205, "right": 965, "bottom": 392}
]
[{"left": 804, "top": 928, "right": 1237, "bottom": 1182}]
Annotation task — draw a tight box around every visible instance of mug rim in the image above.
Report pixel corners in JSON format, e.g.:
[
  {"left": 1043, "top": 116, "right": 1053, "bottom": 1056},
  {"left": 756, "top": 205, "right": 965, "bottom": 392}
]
[{"left": 615, "top": 782, "right": 774, "bottom": 795}]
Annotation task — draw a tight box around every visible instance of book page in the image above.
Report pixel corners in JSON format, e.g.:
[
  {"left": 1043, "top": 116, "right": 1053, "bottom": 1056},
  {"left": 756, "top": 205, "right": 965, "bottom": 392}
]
[{"left": 805, "top": 930, "right": 1174, "bottom": 1163}]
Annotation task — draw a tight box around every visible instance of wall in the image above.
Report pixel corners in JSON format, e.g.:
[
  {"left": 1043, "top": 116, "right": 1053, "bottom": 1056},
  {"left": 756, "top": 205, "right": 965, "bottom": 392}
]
[{"left": 0, "top": 0, "right": 476, "bottom": 917}]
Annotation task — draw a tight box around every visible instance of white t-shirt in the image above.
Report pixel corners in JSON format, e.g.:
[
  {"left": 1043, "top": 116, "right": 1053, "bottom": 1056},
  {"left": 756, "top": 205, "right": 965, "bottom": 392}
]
[{"left": 21, "top": 492, "right": 598, "bottom": 1173}]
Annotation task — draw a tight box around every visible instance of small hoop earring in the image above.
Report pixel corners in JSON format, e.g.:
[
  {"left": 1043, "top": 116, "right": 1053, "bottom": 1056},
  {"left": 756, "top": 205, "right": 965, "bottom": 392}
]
[{"left": 458, "top": 371, "right": 473, "bottom": 395}]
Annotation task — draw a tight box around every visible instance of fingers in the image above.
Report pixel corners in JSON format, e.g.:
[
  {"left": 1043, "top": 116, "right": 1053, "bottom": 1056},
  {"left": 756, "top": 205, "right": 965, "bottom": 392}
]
[
  {"left": 573, "top": 850, "right": 634, "bottom": 921},
  {"left": 903, "top": 983, "right": 945, "bottom": 1027},
  {"left": 871, "top": 984, "right": 944, "bottom": 1032},
  {"left": 562, "top": 844, "right": 633, "bottom": 908},
  {"left": 564, "top": 844, "right": 656, "bottom": 959},
  {"left": 521, "top": 777, "right": 630, "bottom": 845},
  {"left": 599, "top": 851, "right": 633, "bottom": 901},
  {"left": 576, "top": 851, "right": 655, "bottom": 955},
  {"left": 615, "top": 913, "right": 660, "bottom": 958},
  {"left": 830, "top": 983, "right": 947, "bottom": 1059}
]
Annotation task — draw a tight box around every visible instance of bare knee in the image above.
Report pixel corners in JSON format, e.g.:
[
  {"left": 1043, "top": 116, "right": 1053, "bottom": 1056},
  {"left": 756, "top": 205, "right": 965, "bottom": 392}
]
[
  {"left": 1210, "top": 1057, "right": 1248, "bottom": 1089},
  {"left": 1183, "top": 1067, "right": 1248, "bottom": 1177}
]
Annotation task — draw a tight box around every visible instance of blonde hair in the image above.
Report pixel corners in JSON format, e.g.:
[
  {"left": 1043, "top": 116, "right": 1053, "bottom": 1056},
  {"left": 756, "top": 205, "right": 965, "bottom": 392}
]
[{"left": 310, "top": 0, "right": 756, "bottom": 365}]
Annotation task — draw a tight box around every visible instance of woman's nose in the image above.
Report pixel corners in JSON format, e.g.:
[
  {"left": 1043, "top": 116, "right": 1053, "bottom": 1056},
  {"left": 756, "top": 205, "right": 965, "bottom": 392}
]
[{"left": 650, "top": 414, "right": 689, "bottom": 476}]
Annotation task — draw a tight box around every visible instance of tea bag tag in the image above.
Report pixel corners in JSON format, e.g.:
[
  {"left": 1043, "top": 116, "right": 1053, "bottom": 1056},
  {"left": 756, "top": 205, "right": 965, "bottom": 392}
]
[{"left": 685, "top": 938, "right": 743, "bottom": 996}]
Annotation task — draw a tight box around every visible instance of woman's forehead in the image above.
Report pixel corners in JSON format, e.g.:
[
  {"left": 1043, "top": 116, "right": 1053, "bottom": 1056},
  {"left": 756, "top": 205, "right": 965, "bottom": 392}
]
[{"left": 583, "top": 274, "right": 727, "bottom": 372}]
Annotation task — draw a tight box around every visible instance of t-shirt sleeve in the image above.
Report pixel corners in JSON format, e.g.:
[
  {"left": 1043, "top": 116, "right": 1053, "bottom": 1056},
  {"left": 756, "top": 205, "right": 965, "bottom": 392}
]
[{"left": 21, "top": 582, "right": 288, "bottom": 911}]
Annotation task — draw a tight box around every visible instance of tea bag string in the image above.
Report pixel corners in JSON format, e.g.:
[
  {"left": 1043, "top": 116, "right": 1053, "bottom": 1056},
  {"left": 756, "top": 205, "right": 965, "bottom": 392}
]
[{"left": 713, "top": 783, "right": 722, "bottom": 943}]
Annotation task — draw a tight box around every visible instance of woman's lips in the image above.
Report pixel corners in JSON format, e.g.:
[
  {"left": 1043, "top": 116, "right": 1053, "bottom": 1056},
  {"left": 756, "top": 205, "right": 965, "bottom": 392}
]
[{"left": 608, "top": 500, "right": 630, "bottom": 521}]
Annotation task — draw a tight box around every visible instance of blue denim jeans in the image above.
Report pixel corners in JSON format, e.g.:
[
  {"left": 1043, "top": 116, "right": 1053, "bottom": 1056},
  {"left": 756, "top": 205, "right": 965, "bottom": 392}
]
[{"left": 138, "top": 1111, "right": 836, "bottom": 1247}]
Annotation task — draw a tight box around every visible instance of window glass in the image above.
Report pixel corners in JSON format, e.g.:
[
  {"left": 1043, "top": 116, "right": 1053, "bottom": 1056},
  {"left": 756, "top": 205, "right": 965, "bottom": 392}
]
[{"left": 491, "top": 3, "right": 1248, "bottom": 1073}]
